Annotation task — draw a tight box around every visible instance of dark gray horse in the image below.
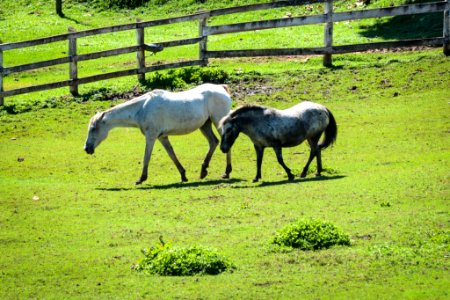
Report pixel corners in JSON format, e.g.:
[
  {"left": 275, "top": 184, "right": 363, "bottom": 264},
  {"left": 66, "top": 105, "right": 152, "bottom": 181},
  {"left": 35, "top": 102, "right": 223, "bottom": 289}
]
[{"left": 219, "top": 101, "right": 337, "bottom": 182}]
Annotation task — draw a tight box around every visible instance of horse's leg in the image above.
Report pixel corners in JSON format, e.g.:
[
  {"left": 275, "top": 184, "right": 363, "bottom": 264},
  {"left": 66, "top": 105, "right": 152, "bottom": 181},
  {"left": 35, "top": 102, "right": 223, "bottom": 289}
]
[
  {"left": 273, "top": 147, "right": 294, "bottom": 181},
  {"left": 316, "top": 146, "right": 323, "bottom": 177},
  {"left": 211, "top": 112, "right": 232, "bottom": 179},
  {"left": 253, "top": 145, "right": 265, "bottom": 183},
  {"left": 136, "top": 136, "right": 156, "bottom": 185},
  {"left": 199, "top": 119, "right": 218, "bottom": 179},
  {"left": 159, "top": 136, "right": 188, "bottom": 182},
  {"left": 222, "top": 151, "right": 232, "bottom": 179},
  {"left": 300, "top": 135, "right": 320, "bottom": 178}
]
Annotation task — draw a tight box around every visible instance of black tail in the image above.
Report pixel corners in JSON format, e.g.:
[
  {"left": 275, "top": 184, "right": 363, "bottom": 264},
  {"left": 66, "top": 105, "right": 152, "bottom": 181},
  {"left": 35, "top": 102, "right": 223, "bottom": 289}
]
[{"left": 319, "top": 108, "right": 337, "bottom": 149}]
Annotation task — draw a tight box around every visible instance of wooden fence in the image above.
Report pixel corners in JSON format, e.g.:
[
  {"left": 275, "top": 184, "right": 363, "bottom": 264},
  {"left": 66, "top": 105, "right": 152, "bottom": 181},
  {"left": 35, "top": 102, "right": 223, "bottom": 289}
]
[{"left": 0, "top": 0, "right": 449, "bottom": 106}]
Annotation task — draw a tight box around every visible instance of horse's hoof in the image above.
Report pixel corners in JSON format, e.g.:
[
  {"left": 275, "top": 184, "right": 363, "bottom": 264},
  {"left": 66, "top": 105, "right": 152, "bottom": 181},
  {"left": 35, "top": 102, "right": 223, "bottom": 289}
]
[
  {"left": 288, "top": 175, "right": 295, "bottom": 181},
  {"left": 200, "top": 169, "right": 208, "bottom": 179},
  {"left": 221, "top": 173, "right": 230, "bottom": 179},
  {"left": 135, "top": 180, "right": 142, "bottom": 185},
  {"left": 252, "top": 178, "right": 259, "bottom": 183},
  {"left": 300, "top": 172, "right": 307, "bottom": 178},
  {"left": 181, "top": 177, "right": 188, "bottom": 182},
  {"left": 315, "top": 173, "right": 322, "bottom": 177}
]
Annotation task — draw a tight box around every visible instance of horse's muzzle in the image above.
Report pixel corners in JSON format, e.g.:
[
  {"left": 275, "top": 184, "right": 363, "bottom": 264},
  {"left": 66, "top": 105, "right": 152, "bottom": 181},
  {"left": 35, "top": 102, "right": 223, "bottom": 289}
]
[{"left": 84, "top": 144, "right": 95, "bottom": 155}]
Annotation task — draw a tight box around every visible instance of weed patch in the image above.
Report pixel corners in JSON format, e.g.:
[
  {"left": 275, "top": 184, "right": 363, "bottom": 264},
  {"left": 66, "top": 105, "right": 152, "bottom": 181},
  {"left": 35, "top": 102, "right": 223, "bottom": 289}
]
[
  {"left": 143, "top": 67, "right": 229, "bottom": 90},
  {"left": 133, "top": 240, "right": 235, "bottom": 276},
  {"left": 271, "top": 219, "right": 351, "bottom": 251}
]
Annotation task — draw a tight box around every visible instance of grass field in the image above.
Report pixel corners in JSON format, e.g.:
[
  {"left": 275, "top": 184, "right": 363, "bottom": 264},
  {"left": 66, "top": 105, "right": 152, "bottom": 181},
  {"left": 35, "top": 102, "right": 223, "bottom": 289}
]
[
  {"left": 0, "top": 0, "right": 443, "bottom": 99},
  {"left": 1, "top": 49, "right": 449, "bottom": 298},
  {"left": 1, "top": 0, "right": 450, "bottom": 298}
]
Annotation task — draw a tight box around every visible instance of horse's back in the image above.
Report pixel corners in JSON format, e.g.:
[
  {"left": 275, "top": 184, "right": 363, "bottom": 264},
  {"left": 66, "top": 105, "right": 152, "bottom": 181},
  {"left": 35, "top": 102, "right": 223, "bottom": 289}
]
[
  {"left": 290, "top": 101, "right": 330, "bottom": 137},
  {"left": 194, "top": 83, "right": 232, "bottom": 127},
  {"left": 158, "top": 84, "right": 228, "bottom": 99},
  {"left": 139, "top": 84, "right": 231, "bottom": 135},
  {"left": 264, "top": 101, "right": 329, "bottom": 146}
]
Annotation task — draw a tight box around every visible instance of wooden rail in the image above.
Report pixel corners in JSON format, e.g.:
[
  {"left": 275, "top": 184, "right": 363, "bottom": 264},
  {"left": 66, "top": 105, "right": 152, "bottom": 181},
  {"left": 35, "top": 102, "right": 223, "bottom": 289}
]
[{"left": 0, "top": 0, "right": 449, "bottom": 106}]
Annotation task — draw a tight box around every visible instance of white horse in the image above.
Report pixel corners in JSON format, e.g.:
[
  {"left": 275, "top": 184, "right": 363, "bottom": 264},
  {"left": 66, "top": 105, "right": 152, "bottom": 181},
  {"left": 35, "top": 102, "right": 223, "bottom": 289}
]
[{"left": 84, "top": 83, "right": 232, "bottom": 185}]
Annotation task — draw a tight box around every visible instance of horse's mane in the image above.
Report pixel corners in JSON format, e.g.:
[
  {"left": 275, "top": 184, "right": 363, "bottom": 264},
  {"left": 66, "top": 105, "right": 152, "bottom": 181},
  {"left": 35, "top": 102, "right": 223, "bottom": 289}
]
[
  {"left": 230, "top": 104, "right": 266, "bottom": 118},
  {"left": 91, "top": 91, "right": 161, "bottom": 125}
]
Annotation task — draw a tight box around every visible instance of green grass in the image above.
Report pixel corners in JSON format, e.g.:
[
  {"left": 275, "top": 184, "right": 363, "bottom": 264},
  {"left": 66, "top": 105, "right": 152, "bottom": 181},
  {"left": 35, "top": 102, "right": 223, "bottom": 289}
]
[
  {"left": 1, "top": 0, "right": 444, "bottom": 103},
  {"left": 1, "top": 0, "right": 450, "bottom": 298},
  {"left": 1, "top": 50, "right": 449, "bottom": 298}
]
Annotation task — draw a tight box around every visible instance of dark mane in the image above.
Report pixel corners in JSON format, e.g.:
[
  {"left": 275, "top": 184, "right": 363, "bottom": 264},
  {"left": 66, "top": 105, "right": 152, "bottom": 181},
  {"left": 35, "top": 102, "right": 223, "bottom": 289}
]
[{"left": 230, "top": 104, "right": 266, "bottom": 118}]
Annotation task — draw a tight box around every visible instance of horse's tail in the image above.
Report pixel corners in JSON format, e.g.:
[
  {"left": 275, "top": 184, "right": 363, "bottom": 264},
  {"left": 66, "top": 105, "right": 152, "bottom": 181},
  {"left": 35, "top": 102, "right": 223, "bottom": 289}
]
[
  {"left": 221, "top": 84, "right": 231, "bottom": 95},
  {"left": 319, "top": 108, "right": 337, "bottom": 150}
]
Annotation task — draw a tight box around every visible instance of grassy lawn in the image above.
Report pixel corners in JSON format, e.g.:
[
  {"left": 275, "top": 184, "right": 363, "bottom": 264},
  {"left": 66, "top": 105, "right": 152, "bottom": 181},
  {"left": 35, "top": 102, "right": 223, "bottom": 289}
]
[
  {"left": 1, "top": 0, "right": 443, "bottom": 99},
  {"left": 1, "top": 0, "right": 449, "bottom": 298},
  {"left": 1, "top": 49, "right": 449, "bottom": 298}
]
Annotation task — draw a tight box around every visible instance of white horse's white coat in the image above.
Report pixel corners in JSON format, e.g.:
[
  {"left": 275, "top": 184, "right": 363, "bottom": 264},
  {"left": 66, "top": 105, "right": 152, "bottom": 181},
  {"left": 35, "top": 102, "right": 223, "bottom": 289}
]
[{"left": 84, "top": 83, "right": 232, "bottom": 184}]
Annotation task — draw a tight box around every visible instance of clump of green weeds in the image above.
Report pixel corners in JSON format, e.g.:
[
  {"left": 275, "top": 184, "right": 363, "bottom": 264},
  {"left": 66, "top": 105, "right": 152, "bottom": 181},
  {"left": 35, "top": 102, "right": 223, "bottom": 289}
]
[
  {"left": 144, "top": 67, "right": 229, "bottom": 90},
  {"left": 133, "top": 240, "right": 235, "bottom": 276},
  {"left": 271, "top": 219, "right": 351, "bottom": 251}
]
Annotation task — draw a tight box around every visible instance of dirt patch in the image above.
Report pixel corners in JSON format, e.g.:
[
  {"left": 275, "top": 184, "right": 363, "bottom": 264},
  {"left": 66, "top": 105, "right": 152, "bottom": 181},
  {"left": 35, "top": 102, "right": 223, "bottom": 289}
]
[
  {"left": 226, "top": 75, "right": 281, "bottom": 105},
  {"left": 230, "top": 84, "right": 281, "bottom": 104}
]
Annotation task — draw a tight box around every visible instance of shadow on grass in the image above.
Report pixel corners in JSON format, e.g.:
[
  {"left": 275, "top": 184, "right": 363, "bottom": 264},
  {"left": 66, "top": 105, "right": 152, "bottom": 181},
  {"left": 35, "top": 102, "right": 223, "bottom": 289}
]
[
  {"left": 96, "top": 178, "right": 245, "bottom": 191},
  {"left": 61, "top": 14, "right": 92, "bottom": 27},
  {"left": 359, "top": 13, "right": 442, "bottom": 41},
  {"left": 143, "top": 178, "right": 245, "bottom": 190},
  {"left": 230, "top": 175, "right": 346, "bottom": 189},
  {"left": 96, "top": 175, "right": 345, "bottom": 191}
]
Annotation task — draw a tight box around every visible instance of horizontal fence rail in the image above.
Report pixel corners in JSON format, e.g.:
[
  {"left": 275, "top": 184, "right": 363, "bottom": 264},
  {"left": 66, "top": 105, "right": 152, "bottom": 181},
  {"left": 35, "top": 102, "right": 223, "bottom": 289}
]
[
  {"left": 0, "top": 0, "right": 449, "bottom": 105},
  {"left": 205, "top": 37, "right": 446, "bottom": 57}
]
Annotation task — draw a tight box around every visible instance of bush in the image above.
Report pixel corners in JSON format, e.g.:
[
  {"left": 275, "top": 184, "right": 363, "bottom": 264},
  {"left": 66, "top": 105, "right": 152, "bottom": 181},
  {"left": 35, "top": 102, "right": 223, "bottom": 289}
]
[
  {"left": 133, "top": 241, "right": 235, "bottom": 276},
  {"left": 145, "top": 67, "right": 229, "bottom": 90},
  {"left": 271, "top": 219, "right": 351, "bottom": 251}
]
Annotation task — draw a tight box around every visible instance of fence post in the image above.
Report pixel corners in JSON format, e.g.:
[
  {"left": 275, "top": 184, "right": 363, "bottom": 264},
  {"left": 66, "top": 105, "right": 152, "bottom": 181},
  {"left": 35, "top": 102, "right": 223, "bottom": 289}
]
[
  {"left": 68, "top": 27, "right": 79, "bottom": 96},
  {"left": 199, "top": 17, "right": 209, "bottom": 66},
  {"left": 444, "top": 0, "right": 450, "bottom": 56},
  {"left": 0, "top": 43, "right": 3, "bottom": 106},
  {"left": 136, "top": 19, "right": 146, "bottom": 82},
  {"left": 323, "top": 0, "right": 333, "bottom": 67}
]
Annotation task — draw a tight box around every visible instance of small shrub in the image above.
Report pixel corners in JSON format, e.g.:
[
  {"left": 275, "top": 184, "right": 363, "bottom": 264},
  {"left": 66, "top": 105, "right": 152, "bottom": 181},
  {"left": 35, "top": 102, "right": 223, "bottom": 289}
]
[
  {"left": 133, "top": 241, "right": 235, "bottom": 276},
  {"left": 145, "top": 67, "right": 229, "bottom": 90},
  {"left": 271, "top": 219, "right": 351, "bottom": 251}
]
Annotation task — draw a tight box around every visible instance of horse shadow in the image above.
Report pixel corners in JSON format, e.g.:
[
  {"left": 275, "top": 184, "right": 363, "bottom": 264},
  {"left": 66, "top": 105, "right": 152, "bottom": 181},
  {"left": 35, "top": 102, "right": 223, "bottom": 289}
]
[
  {"left": 232, "top": 174, "right": 346, "bottom": 188},
  {"left": 141, "top": 178, "right": 245, "bottom": 190},
  {"left": 96, "top": 178, "right": 244, "bottom": 191},
  {"left": 96, "top": 175, "right": 345, "bottom": 191}
]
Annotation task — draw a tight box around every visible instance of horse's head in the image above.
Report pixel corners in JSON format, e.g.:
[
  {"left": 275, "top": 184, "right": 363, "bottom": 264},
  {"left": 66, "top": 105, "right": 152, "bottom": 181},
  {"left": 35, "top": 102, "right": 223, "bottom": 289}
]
[
  {"left": 219, "top": 117, "right": 240, "bottom": 153},
  {"left": 84, "top": 112, "right": 109, "bottom": 155}
]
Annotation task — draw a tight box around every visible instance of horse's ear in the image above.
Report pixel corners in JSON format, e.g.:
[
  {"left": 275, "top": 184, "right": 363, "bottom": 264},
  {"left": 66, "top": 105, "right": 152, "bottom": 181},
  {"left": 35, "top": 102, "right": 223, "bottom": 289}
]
[
  {"left": 95, "top": 111, "right": 106, "bottom": 123},
  {"left": 91, "top": 112, "right": 106, "bottom": 129}
]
